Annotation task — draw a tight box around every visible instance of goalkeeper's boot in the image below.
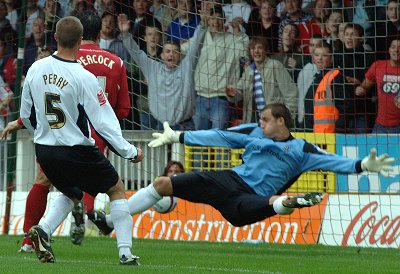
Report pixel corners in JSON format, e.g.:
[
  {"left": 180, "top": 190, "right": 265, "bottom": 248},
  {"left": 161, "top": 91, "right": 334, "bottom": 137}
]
[
  {"left": 70, "top": 201, "right": 85, "bottom": 245},
  {"left": 87, "top": 210, "right": 113, "bottom": 235},
  {"left": 119, "top": 255, "right": 140, "bottom": 266},
  {"left": 28, "top": 225, "right": 55, "bottom": 263},
  {"left": 282, "top": 192, "right": 324, "bottom": 208}
]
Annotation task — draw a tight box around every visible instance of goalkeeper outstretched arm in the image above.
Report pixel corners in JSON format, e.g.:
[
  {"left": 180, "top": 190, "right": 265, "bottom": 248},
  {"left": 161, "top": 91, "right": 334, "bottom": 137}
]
[
  {"left": 361, "top": 148, "right": 395, "bottom": 177},
  {"left": 149, "top": 122, "right": 396, "bottom": 177},
  {"left": 148, "top": 122, "right": 250, "bottom": 149},
  {"left": 148, "top": 122, "right": 182, "bottom": 148}
]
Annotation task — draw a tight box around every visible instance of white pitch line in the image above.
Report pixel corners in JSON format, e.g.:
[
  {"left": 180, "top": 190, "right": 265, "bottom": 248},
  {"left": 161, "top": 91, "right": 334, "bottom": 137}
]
[{"left": 5, "top": 255, "right": 288, "bottom": 274}]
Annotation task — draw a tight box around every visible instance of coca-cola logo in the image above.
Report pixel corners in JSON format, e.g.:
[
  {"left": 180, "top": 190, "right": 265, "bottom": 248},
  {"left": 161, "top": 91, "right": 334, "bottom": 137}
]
[{"left": 342, "top": 201, "right": 400, "bottom": 247}]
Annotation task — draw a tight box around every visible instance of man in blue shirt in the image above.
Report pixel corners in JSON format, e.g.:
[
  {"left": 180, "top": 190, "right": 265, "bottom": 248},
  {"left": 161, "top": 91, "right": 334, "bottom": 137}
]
[{"left": 90, "top": 103, "right": 394, "bottom": 230}]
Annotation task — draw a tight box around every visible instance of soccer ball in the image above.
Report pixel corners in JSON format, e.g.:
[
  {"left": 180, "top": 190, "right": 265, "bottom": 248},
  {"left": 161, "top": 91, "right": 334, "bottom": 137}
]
[{"left": 153, "top": 196, "right": 178, "bottom": 213}]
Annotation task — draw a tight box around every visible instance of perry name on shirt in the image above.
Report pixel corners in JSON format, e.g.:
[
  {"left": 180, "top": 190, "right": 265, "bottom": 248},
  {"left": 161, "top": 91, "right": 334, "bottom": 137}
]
[{"left": 42, "top": 74, "right": 69, "bottom": 90}]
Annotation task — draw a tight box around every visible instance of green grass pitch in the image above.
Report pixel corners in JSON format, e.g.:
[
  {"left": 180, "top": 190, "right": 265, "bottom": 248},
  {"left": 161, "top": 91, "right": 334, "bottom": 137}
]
[{"left": 0, "top": 235, "right": 399, "bottom": 274}]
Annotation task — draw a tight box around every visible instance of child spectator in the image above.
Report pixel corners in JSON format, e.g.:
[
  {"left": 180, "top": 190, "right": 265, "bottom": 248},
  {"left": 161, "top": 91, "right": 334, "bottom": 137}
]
[{"left": 300, "top": 42, "right": 353, "bottom": 133}]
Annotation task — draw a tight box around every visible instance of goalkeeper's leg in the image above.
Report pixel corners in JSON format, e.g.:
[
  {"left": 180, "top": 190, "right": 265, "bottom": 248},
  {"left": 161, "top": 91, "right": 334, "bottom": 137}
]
[
  {"left": 90, "top": 178, "right": 167, "bottom": 234},
  {"left": 272, "top": 192, "right": 324, "bottom": 215}
]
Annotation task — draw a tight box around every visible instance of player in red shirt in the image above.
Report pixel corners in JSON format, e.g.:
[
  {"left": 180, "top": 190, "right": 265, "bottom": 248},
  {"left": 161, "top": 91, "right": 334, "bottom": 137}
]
[
  {"left": 11, "top": 11, "right": 130, "bottom": 252},
  {"left": 355, "top": 38, "right": 400, "bottom": 133}
]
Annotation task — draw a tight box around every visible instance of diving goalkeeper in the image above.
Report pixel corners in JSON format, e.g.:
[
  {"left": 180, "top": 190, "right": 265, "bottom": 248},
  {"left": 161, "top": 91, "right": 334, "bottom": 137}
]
[{"left": 90, "top": 103, "right": 395, "bottom": 229}]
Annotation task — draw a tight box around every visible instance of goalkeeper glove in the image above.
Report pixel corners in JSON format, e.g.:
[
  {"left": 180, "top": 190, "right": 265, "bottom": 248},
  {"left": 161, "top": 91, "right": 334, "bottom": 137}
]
[
  {"left": 361, "top": 148, "right": 395, "bottom": 177},
  {"left": 148, "top": 122, "right": 181, "bottom": 148}
]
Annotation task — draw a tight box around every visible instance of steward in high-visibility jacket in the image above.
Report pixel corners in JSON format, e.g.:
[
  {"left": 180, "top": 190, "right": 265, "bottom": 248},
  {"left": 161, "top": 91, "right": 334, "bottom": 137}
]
[
  {"left": 314, "top": 69, "right": 340, "bottom": 133},
  {"left": 301, "top": 68, "right": 353, "bottom": 133}
]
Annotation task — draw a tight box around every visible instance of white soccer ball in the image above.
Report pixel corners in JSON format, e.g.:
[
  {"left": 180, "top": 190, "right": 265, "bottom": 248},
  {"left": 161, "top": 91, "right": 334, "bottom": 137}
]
[{"left": 153, "top": 196, "right": 178, "bottom": 214}]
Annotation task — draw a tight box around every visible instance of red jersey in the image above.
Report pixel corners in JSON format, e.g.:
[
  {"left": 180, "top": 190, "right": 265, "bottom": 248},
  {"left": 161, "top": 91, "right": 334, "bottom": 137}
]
[
  {"left": 77, "top": 43, "right": 130, "bottom": 120},
  {"left": 365, "top": 60, "right": 400, "bottom": 127},
  {"left": 77, "top": 43, "right": 130, "bottom": 152},
  {"left": 0, "top": 57, "right": 16, "bottom": 86}
]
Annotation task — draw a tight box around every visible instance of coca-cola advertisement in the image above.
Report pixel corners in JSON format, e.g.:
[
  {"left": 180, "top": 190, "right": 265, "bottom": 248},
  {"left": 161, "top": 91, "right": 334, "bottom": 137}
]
[{"left": 319, "top": 195, "right": 400, "bottom": 248}]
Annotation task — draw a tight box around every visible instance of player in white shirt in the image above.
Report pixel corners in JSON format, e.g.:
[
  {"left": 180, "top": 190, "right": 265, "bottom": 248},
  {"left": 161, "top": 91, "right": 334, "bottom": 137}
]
[{"left": 19, "top": 16, "right": 143, "bottom": 265}]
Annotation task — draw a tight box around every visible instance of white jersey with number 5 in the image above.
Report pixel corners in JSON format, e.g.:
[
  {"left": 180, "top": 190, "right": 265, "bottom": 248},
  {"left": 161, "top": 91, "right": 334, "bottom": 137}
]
[{"left": 20, "top": 55, "right": 137, "bottom": 159}]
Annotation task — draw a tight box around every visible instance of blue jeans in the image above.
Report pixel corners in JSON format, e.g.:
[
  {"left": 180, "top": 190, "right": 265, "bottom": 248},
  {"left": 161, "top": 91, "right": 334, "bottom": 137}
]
[
  {"left": 171, "top": 119, "right": 195, "bottom": 131},
  {"left": 193, "top": 95, "right": 232, "bottom": 130},
  {"left": 139, "top": 112, "right": 163, "bottom": 130},
  {"left": 372, "top": 123, "right": 400, "bottom": 134},
  {"left": 348, "top": 117, "right": 374, "bottom": 134}
]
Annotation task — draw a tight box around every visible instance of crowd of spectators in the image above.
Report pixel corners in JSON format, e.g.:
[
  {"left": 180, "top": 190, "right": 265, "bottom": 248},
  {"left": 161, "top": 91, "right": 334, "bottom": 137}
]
[{"left": 1, "top": 0, "right": 400, "bottom": 135}]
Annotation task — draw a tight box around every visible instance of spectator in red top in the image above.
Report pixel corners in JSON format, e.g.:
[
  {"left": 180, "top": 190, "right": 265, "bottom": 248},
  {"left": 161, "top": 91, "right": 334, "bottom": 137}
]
[{"left": 355, "top": 38, "right": 400, "bottom": 134}]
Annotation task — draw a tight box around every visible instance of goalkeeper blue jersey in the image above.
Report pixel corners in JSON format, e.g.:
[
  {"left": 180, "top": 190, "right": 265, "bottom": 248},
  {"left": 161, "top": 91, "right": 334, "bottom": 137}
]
[{"left": 183, "top": 128, "right": 361, "bottom": 197}]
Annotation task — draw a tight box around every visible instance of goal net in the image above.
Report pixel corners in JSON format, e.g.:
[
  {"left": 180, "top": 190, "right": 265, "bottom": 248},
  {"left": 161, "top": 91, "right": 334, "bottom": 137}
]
[{"left": 0, "top": 0, "right": 399, "bottom": 249}]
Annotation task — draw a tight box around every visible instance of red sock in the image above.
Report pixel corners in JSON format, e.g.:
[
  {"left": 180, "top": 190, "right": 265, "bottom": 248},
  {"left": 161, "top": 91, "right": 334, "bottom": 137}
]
[
  {"left": 82, "top": 193, "right": 95, "bottom": 213},
  {"left": 22, "top": 183, "right": 49, "bottom": 246}
]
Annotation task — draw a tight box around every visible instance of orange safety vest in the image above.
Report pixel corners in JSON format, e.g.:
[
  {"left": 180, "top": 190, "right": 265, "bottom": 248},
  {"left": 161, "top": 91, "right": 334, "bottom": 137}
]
[{"left": 313, "top": 69, "right": 340, "bottom": 133}]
